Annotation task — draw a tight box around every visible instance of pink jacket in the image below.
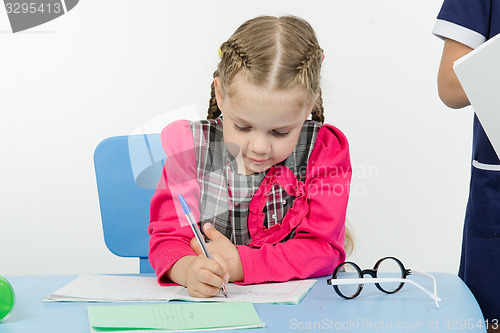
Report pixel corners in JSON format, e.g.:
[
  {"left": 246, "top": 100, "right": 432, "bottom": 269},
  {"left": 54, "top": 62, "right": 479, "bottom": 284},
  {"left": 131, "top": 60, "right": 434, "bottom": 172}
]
[{"left": 148, "top": 120, "right": 351, "bottom": 285}]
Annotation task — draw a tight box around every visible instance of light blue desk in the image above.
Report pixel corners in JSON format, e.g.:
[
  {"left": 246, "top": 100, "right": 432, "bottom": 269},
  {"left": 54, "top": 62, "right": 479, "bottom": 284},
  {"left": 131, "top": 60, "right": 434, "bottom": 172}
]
[{"left": 0, "top": 273, "right": 485, "bottom": 332}]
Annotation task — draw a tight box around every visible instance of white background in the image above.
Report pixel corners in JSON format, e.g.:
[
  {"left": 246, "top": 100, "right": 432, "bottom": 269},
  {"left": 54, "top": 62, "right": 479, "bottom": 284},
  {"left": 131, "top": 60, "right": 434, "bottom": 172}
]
[{"left": 0, "top": 0, "right": 473, "bottom": 275}]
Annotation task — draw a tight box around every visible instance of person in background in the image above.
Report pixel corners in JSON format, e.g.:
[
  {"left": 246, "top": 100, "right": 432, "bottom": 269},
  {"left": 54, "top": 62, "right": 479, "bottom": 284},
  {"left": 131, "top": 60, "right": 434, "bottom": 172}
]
[{"left": 434, "top": 1, "right": 500, "bottom": 330}]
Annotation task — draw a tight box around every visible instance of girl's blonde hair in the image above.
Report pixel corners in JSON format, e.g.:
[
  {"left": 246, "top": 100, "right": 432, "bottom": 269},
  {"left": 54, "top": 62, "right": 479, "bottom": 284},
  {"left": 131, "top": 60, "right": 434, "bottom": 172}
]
[
  {"left": 207, "top": 15, "right": 353, "bottom": 257},
  {"left": 207, "top": 15, "right": 324, "bottom": 123}
]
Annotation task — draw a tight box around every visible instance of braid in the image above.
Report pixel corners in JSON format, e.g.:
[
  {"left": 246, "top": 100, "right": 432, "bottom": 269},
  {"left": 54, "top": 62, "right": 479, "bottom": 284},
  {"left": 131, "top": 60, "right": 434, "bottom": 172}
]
[
  {"left": 297, "top": 47, "right": 323, "bottom": 72},
  {"left": 208, "top": 40, "right": 249, "bottom": 120},
  {"left": 297, "top": 47, "right": 324, "bottom": 124},
  {"left": 311, "top": 88, "right": 325, "bottom": 124},
  {"left": 222, "top": 40, "right": 250, "bottom": 68},
  {"left": 296, "top": 47, "right": 323, "bottom": 93},
  {"left": 207, "top": 70, "right": 221, "bottom": 119}
]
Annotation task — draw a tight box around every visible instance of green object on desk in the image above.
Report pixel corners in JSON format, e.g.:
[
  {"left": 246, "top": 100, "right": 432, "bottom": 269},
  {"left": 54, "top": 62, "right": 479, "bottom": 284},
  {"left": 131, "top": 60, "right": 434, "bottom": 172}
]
[
  {"left": 88, "top": 302, "right": 265, "bottom": 332},
  {"left": 0, "top": 276, "right": 15, "bottom": 322}
]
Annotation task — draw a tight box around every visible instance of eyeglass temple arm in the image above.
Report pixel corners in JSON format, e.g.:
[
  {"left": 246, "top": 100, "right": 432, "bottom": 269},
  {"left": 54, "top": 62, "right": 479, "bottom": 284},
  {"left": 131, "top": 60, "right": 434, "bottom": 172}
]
[
  {"left": 409, "top": 270, "right": 438, "bottom": 297},
  {"left": 327, "top": 277, "right": 441, "bottom": 308}
]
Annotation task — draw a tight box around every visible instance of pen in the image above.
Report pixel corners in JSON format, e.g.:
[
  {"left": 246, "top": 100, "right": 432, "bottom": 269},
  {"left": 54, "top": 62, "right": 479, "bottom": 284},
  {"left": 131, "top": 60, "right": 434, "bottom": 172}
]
[{"left": 178, "top": 195, "right": 228, "bottom": 298}]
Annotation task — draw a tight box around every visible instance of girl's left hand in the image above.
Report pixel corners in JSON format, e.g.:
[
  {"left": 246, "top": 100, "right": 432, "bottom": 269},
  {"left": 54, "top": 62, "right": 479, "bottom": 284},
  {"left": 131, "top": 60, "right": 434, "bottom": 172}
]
[{"left": 190, "top": 223, "right": 244, "bottom": 282}]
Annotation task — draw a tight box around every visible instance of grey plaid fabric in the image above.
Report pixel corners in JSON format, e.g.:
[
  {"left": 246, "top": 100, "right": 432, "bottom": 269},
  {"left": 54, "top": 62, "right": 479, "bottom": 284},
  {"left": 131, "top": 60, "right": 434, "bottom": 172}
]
[{"left": 190, "top": 117, "right": 320, "bottom": 246}]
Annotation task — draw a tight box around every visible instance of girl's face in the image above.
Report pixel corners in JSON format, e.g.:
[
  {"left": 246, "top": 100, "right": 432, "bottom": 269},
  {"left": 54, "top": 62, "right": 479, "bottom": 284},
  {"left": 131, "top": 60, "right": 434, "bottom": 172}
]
[{"left": 215, "top": 72, "right": 316, "bottom": 175}]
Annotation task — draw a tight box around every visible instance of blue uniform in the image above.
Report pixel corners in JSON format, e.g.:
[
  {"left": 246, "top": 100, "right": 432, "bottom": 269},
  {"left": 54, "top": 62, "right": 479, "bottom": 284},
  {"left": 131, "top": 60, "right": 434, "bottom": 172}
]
[{"left": 434, "top": 0, "right": 500, "bottom": 322}]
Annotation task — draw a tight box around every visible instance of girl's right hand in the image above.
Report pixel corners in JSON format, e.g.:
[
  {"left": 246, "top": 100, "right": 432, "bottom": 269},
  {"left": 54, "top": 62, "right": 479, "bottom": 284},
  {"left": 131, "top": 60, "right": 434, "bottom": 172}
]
[{"left": 168, "top": 255, "right": 229, "bottom": 298}]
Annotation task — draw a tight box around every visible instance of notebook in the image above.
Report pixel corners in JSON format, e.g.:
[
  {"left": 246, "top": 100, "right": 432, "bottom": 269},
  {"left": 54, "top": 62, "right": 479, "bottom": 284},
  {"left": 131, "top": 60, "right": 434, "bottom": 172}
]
[
  {"left": 88, "top": 302, "right": 265, "bottom": 332},
  {"left": 453, "top": 32, "right": 500, "bottom": 159},
  {"left": 44, "top": 274, "right": 316, "bottom": 305}
]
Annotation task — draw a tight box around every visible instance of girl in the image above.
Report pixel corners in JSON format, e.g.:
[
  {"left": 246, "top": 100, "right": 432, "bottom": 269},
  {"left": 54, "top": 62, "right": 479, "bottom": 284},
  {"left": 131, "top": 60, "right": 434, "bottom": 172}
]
[{"left": 148, "top": 15, "right": 352, "bottom": 298}]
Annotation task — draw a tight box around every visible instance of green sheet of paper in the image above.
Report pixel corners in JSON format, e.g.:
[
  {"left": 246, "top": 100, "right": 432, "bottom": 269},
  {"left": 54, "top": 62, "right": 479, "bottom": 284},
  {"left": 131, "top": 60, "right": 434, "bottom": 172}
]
[{"left": 88, "top": 302, "right": 265, "bottom": 332}]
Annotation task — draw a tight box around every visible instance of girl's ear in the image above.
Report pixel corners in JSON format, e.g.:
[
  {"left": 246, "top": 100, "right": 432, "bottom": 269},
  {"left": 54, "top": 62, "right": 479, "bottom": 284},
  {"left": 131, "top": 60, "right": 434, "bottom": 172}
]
[{"left": 214, "top": 77, "right": 225, "bottom": 112}]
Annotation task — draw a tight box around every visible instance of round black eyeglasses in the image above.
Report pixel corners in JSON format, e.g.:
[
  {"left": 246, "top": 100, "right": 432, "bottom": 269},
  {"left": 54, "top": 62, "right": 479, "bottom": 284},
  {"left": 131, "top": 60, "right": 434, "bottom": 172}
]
[{"left": 326, "top": 257, "right": 440, "bottom": 308}]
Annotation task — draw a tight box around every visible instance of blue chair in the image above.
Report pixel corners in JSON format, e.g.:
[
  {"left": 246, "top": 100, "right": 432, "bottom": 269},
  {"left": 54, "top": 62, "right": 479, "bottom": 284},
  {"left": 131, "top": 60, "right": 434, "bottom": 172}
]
[{"left": 94, "top": 134, "right": 166, "bottom": 273}]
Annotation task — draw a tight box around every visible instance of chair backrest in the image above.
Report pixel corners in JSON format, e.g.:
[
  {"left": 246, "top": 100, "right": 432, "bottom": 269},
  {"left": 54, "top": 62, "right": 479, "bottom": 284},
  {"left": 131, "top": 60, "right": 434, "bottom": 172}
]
[{"left": 94, "top": 134, "right": 165, "bottom": 273}]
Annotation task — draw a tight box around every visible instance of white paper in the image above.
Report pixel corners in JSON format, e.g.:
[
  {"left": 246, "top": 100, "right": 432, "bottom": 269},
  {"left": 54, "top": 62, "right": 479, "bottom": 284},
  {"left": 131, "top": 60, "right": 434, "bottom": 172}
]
[
  {"left": 454, "top": 32, "right": 500, "bottom": 159},
  {"left": 44, "top": 274, "right": 316, "bottom": 305},
  {"left": 44, "top": 275, "right": 183, "bottom": 302},
  {"left": 173, "top": 279, "right": 316, "bottom": 304}
]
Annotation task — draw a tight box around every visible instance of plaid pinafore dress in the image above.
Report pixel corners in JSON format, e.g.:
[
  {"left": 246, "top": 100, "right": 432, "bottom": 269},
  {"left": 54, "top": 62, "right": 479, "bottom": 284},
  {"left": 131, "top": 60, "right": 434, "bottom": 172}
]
[{"left": 190, "top": 117, "right": 321, "bottom": 247}]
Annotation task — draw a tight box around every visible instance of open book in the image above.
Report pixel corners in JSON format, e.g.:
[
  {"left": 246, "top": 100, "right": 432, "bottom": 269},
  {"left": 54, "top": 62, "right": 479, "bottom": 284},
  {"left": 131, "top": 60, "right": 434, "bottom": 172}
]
[{"left": 44, "top": 274, "right": 316, "bottom": 305}]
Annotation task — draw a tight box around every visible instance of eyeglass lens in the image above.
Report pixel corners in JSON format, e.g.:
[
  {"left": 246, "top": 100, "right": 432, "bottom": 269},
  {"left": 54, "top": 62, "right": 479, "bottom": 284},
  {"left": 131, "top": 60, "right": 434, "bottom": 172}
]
[
  {"left": 374, "top": 257, "right": 405, "bottom": 293},
  {"left": 334, "top": 262, "right": 362, "bottom": 298}
]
